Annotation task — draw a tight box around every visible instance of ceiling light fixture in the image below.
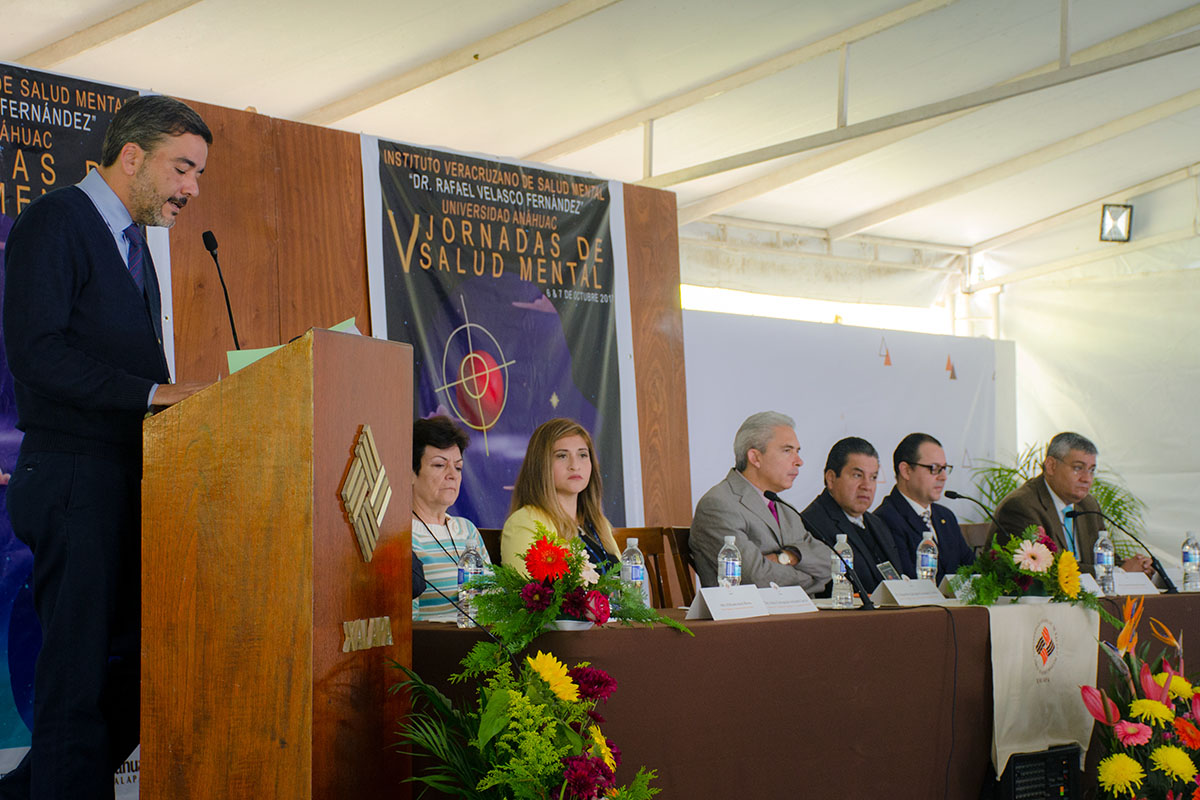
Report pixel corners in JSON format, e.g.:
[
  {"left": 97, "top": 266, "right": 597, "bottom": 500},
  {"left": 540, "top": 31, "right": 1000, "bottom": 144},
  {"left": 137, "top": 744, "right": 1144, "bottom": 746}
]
[{"left": 1099, "top": 203, "right": 1133, "bottom": 242}]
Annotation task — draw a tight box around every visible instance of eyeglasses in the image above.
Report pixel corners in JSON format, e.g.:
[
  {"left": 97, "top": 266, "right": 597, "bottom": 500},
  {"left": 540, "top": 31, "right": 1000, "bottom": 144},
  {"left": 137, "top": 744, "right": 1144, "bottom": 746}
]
[
  {"left": 1053, "top": 456, "right": 1097, "bottom": 476},
  {"left": 909, "top": 462, "right": 953, "bottom": 476}
]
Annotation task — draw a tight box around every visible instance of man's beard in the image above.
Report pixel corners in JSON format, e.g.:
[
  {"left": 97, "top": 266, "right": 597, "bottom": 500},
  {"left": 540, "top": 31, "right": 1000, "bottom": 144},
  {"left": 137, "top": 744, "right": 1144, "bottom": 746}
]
[{"left": 129, "top": 165, "right": 186, "bottom": 228}]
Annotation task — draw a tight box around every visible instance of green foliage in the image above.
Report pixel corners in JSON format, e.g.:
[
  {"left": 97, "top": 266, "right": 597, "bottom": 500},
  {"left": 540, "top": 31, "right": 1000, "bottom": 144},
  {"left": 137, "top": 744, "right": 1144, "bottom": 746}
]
[{"left": 969, "top": 442, "right": 1148, "bottom": 559}]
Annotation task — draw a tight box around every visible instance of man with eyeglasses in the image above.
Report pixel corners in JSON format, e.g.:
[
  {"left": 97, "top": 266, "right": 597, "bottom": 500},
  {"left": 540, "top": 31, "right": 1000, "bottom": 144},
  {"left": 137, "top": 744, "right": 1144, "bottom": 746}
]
[
  {"left": 875, "top": 433, "right": 974, "bottom": 582},
  {"left": 990, "top": 432, "right": 1152, "bottom": 575}
]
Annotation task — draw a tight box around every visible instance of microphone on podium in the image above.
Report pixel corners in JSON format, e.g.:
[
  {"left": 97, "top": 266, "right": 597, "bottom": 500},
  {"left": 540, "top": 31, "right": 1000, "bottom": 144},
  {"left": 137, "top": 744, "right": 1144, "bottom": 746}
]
[
  {"left": 943, "top": 490, "right": 1012, "bottom": 542},
  {"left": 201, "top": 230, "right": 242, "bottom": 351}
]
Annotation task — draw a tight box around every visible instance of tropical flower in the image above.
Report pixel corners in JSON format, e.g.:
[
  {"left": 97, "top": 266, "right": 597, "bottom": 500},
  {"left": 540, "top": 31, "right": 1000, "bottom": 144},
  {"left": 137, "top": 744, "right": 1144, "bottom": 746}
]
[
  {"left": 1056, "top": 551, "right": 1081, "bottom": 597},
  {"left": 1151, "top": 744, "right": 1198, "bottom": 783},
  {"left": 526, "top": 651, "right": 579, "bottom": 703},
  {"left": 1115, "top": 719, "right": 1153, "bottom": 746},
  {"left": 568, "top": 666, "right": 618, "bottom": 702},
  {"left": 1156, "top": 672, "right": 1196, "bottom": 701},
  {"left": 1175, "top": 717, "right": 1200, "bottom": 750},
  {"left": 1013, "top": 540, "right": 1053, "bottom": 572},
  {"left": 1143, "top": 662, "right": 1174, "bottom": 704},
  {"left": 1097, "top": 752, "right": 1145, "bottom": 797},
  {"left": 1131, "top": 698, "right": 1176, "bottom": 727},
  {"left": 582, "top": 590, "right": 611, "bottom": 625},
  {"left": 525, "top": 537, "right": 571, "bottom": 582},
  {"left": 1081, "top": 685, "right": 1120, "bottom": 725},
  {"left": 1118, "top": 596, "right": 1144, "bottom": 656},
  {"left": 1150, "top": 616, "right": 1183, "bottom": 651},
  {"left": 520, "top": 582, "right": 554, "bottom": 612}
]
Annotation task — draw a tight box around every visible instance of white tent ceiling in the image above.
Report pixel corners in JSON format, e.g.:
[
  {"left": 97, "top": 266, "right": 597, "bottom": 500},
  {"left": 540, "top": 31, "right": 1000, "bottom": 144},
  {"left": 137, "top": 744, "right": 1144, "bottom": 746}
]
[{"left": 4, "top": 0, "right": 1200, "bottom": 266}]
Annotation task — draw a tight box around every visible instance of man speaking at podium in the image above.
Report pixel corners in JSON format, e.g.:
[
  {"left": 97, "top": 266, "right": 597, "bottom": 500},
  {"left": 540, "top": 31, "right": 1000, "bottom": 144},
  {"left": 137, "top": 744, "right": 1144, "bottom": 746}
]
[{"left": 2, "top": 95, "right": 212, "bottom": 799}]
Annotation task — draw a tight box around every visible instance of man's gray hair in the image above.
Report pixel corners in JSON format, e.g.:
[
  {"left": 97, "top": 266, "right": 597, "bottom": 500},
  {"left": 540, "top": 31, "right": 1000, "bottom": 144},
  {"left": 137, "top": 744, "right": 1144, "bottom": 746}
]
[
  {"left": 1046, "top": 431, "right": 1098, "bottom": 460},
  {"left": 734, "top": 411, "right": 795, "bottom": 472}
]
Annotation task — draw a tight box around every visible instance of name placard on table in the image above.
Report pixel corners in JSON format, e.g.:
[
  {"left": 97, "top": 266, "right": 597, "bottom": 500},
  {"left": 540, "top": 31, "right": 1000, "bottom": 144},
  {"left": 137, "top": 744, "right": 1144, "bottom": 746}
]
[
  {"left": 869, "top": 578, "right": 949, "bottom": 607},
  {"left": 686, "top": 583, "right": 818, "bottom": 620}
]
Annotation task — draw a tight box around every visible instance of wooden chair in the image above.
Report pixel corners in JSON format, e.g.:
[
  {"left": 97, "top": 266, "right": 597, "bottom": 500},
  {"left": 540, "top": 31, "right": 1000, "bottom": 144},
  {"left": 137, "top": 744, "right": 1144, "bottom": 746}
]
[
  {"left": 477, "top": 528, "right": 502, "bottom": 564},
  {"left": 611, "top": 527, "right": 671, "bottom": 609},
  {"left": 960, "top": 522, "right": 991, "bottom": 556},
  {"left": 665, "top": 526, "right": 698, "bottom": 607}
]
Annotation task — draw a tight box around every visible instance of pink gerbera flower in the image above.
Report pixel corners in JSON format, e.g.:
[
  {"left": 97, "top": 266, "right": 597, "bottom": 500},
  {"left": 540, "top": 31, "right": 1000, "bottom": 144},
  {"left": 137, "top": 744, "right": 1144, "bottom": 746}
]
[
  {"left": 1115, "top": 719, "right": 1153, "bottom": 746},
  {"left": 1014, "top": 540, "right": 1054, "bottom": 572}
]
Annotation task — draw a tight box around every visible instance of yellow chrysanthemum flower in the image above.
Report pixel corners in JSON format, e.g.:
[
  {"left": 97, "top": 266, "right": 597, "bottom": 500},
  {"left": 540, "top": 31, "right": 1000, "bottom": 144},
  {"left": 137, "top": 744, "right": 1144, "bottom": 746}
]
[
  {"left": 1056, "top": 550, "right": 1081, "bottom": 598},
  {"left": 1097, "top": 753, "right": 1145, "bottom": 797},
  {"left": 1154, "top": 672, "right": 1195, "bottom": 700},
  {"left": 1150, "top": 744, "right": 1198, "bottom": 783},
  {"left": 1130, "top": 698, "right": 1175, "bottom": 727},
  {"left": 526, "top": 651, "right": 578, "bottom": 703},
  {"left": 589, "top": 725, "right": 616, "bottom": 772}
]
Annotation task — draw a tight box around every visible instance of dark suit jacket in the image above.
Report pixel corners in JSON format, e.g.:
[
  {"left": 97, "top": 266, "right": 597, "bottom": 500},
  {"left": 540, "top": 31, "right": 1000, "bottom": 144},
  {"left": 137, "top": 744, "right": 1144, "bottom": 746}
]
[
  {"left": 800, "top": 489, "right": 901, "bottom": 594},
  {"left": 874, "top": 486, "right": 974, "bottom": 582},
  {"left": 988, "top": 475, "right": 1103, "bottom": 571},
  {"left": 690, "top": 469, "right": 830, "bottom": 593}
]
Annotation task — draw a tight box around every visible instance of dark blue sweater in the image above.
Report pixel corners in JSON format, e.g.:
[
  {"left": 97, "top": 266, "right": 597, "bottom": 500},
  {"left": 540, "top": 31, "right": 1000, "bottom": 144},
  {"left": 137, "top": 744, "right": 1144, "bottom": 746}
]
[{"left": 3, "top": 186, "right": 169, "bottom": 461}]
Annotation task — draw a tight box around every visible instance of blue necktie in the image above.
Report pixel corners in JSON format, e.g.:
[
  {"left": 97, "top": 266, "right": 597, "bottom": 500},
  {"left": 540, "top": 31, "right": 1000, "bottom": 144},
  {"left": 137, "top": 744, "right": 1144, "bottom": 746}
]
[
  {"left": 1062, "top": 505, "right": 1076, "bottom": 557},
  {"left": 124, "top": 223, "right": 145, "bottom": 292}
]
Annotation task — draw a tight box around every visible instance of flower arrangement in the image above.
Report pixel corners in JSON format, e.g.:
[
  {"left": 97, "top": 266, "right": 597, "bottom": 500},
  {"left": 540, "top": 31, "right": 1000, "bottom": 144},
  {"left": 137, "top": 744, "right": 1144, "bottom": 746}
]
[
  {"left": 1081, "top": 597, "right": 1200, "bottom": 799},
  {"left": 466, "top": 523, "right": 689, "bottom": 654},
  {"left": 953, "top": 523, "right": 1110, "bottom": 619},
  {"left": 395, "top": 526, "right": 690, "bottom": 798},
  {"left": 397, "top": 647, "right": 659, "bottom": 799}
]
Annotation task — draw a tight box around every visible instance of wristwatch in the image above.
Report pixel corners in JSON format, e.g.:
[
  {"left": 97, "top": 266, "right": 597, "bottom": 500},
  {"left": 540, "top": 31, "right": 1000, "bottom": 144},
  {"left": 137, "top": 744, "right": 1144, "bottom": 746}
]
[{"left": 777, "top": 549, "right": 796, "bottom": 566}]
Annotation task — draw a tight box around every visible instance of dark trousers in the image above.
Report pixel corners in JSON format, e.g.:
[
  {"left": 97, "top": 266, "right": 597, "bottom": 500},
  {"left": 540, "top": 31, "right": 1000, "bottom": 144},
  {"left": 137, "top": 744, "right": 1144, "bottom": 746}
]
[{"left": 0, "top": 448, "right": 141, "bottom": 800}]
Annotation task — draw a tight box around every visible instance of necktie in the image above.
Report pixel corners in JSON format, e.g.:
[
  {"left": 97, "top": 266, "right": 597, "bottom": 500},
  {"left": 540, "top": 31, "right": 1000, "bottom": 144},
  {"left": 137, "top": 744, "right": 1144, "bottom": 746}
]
[
  {"left": 124, "top": 223, "right": 146, "bottom": 292},
  {"left": 1062, "top": 505, "right": 1076, "bottom": 557},
  {"left": 921, "top": 509, "right": 936, "bottom": 542},
  {"left": 767, "top": 500, "right": 779, "bottom": 524}
]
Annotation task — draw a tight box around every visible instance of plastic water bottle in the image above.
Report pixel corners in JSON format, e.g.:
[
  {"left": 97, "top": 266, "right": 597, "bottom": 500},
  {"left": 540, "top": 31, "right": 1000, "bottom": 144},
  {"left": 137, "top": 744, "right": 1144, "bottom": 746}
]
[
  {"left": 1093, "top": 531, "right": 1116, "bottom": 596},
  {"left": 916, "top": 535, "right": 938, "bottom": 582},
  {"left": 620, "top": 538, "right": 646, "bottom": 603},
  {"left": 456, "top": 546, "right": 485, "bottom": 628},
  {"left": 1183, "top": 532, "right": 1200, "bottom": 592},
  {"left": 831, "top": 533, "right": 854, "bottom": 609},
  {"left": 717, "top": 535, "right": 741, "bottom": 588}
]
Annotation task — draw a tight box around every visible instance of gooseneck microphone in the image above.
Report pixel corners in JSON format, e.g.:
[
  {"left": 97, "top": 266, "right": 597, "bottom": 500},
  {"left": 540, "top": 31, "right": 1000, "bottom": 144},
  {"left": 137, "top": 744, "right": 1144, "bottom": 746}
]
[
  {"left": 201, "top": 230, "right": 242, "bottom": 351},
  {"left": 943, "top": 490, "right": 1013, "bottom": 543},
  {"left": 1066, "top": 508, "right": 1176, "bottom": 594},
  {"left": 765, "top": 491, "right": 875, "bottom": 610}
]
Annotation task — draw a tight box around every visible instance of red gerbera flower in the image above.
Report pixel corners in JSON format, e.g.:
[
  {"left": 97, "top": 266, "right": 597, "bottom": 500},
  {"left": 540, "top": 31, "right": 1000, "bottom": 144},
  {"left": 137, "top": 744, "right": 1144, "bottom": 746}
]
[
  {"left": 1176, "top": 717, "right": 1200, "bottom": 750},
  {"left": 525, "top": 537, "right": 570, "bottom": 582}
]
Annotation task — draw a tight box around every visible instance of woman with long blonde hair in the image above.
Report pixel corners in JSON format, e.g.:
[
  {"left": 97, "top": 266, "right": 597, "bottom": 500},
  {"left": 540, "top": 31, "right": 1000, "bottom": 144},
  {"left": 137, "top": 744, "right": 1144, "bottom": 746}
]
[{"left": 501, "top": 418, "right": 620, "bottom": 570}]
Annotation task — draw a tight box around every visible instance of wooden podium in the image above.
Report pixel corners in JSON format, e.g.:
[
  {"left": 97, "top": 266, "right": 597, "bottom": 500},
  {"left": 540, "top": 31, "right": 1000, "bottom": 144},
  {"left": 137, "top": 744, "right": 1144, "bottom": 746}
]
[{"left": 141, "top": 329, "right": 414, "bottom": 798}]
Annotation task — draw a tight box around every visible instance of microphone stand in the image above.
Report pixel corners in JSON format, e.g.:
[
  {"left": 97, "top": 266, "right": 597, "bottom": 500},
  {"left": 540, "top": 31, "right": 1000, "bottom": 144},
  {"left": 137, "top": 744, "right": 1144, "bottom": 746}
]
[
  {"left": 765, "top": 491, "right": 875, "bottom": 610},
  {"left": 1067, "top": 509, "right": 1177, "bottom": 594}
]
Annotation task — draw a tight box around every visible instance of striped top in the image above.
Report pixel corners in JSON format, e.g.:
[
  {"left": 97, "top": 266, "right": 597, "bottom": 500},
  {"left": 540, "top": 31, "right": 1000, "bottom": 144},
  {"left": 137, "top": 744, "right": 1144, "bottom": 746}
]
[{"left": 412, "top": 515, "right": 492, "bottom": 623}]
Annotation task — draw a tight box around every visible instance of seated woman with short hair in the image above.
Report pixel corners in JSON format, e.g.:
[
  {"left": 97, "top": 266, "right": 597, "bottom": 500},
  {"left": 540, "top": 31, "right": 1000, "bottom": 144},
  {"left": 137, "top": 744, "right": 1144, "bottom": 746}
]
[
  {"left": 410, "top": 415, "right": 491, "bottom": 622},
  {"left": 501, "top": 418, "right": 620, "bottom": 572}
]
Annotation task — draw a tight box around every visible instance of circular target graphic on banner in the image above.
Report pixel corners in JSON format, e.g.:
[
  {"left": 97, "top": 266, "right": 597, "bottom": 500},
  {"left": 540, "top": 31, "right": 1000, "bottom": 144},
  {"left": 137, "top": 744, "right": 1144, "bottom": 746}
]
[{"left": 435, "top": 299, "right": 515, "bottom": 451}]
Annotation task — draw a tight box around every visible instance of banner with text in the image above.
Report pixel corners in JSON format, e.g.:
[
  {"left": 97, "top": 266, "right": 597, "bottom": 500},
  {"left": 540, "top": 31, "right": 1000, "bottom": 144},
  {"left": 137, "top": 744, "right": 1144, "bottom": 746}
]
[
  {"left": 0, "top": 61, "right": 142, "bottom": 795},
  {"left": 362, "top": 138, "right": 641, "bottom": 528}
]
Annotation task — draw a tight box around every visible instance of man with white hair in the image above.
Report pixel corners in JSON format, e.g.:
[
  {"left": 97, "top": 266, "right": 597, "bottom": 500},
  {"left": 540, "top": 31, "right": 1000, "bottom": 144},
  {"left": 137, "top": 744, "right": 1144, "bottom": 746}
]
[{"left": 690, "top": 411, "right": 830, "bottom": 592}]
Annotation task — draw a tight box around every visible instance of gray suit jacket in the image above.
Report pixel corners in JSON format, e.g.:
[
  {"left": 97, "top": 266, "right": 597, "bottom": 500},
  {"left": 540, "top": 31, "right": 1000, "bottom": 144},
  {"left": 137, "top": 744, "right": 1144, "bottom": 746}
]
[
  {"left": 690, "top": 469, "right": 831, "bottom": 593},
  {"left": 988, "top": 475, "right": 1103, "bottom": 571}
]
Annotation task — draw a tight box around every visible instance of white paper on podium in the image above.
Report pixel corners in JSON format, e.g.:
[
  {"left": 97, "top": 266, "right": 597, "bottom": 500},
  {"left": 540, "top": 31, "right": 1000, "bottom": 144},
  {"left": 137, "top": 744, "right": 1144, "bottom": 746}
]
[
  {"left": 685, "top": 585, "right": 770, "bottom": 620},
  {"left": 940, "top": 573, "right": 977, "bottom": 602},
  {"left": 870, "top": 578, "right": 948, "bottom": 607},
  {"left": 1113, "top": 570, "right": 1160, "bottom": 595},
  {"left": 759, "top": 583, "right": 818, "bottom": 615},
  {"left": 1079, "top": 573, "right": 1102, "bottom": 595}
]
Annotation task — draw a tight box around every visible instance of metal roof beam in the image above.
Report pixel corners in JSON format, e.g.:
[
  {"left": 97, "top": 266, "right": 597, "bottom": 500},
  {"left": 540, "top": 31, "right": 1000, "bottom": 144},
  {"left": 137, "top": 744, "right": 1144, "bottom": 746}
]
[{"left": 303, "top": 0, "right": 621, "bottom": 125}]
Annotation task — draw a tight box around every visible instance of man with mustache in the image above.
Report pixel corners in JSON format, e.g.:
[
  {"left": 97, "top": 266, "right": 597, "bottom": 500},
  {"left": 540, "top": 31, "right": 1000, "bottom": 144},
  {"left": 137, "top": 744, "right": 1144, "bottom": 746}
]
[
  {"left": 800, "top": 437, "right": 902, "bottom": 595},
  {"left": 690, "top": 411, "right": 830, "bottom": 593},
  {"left": 2, "top": 94, "right": 212, "bottom": 799}
]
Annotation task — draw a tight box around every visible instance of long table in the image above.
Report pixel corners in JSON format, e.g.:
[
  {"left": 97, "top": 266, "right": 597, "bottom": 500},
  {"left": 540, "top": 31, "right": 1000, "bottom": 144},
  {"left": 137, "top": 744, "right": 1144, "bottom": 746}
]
[{"left": 412, "top": 594, "right": 1200, "bottom": 799}]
